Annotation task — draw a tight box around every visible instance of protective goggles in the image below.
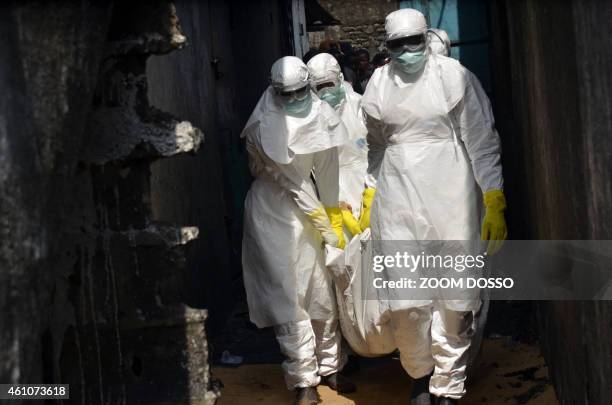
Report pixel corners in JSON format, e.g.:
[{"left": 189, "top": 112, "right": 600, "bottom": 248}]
[
  {"left": 386, "top": 34, "right": 427, "bottom": 53},
  {"left": 275, "top": 85, "right": 310, "bottom": 102},
  {"left": 314, "top": 79, "right": 340, "bottom": 94}
]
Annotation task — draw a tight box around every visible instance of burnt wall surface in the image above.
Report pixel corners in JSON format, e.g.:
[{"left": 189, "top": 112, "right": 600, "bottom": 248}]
[
  {"left": 1, "top": 1, "right": 218, "bottom": 403},
  {"left": 147, "top": 0, "right": 235, "bottom": 331},
  {"left": 0, "top": 0, "right": 112, "bottom": 386},
  {"left": 491, "top": 0, "right": 612, "bottom": 403}
]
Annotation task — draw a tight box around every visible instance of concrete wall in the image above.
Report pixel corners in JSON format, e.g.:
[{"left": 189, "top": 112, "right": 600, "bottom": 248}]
[
  {"left": 490, "top": 0, "right": 612, "bottom": 402},
  {"left": 310, "top": 0, "right": 398, "bottom": 54}
]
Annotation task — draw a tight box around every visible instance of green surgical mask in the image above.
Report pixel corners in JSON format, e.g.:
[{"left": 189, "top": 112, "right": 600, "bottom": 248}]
[
  {"left": 392, "top": 50, "right": 427, "bottom": 74},
  {"left": 282, "top": 93, "right": 312, "bottom": 117},
  {"left": 319, "top": 85, "right": 346, "bottom": 109}
]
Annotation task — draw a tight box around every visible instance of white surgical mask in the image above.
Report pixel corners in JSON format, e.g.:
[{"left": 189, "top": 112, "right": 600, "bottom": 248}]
[
  {"left": 392, "top": 50, "right": 427, "bottom": 74},
  {"left": 282, "top": 93, "right": 313, "bottom": 117},
  {"left": 319, "top": 84, "right": 346, "bottom": 109}
]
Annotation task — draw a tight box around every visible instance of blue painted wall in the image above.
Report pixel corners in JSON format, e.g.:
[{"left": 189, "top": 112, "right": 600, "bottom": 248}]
[{"left": 400, "top": 0, "right": 491, "bottom": 93}]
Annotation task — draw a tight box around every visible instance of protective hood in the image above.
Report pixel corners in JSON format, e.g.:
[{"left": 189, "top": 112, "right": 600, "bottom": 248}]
[
  {"left": 385, "top": 9, "right": 428, "bottom": 41},
  {"left": 270, "top": 56, "right": 310, "bottom": 92},
  {"left": 307, "top": 52, "right": 343, "bottom": 86},
  {"left": 338, "top": 81, "right": 367, "bottom": 142},
  {"left": 337, "top": 81, "right": 368, "bottom": 167},
  {"left": 241, "top": 86, "right": 348, "bottom": 164},
  {"left": 429, "top": 28, "right": 451, "bottom": 56}
]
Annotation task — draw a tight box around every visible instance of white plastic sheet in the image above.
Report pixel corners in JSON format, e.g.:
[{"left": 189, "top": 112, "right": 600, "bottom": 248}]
[
  {"left": 325, "top": 230, "right": 396, "bottom": 357},
  {"left": 326, "top": 231, "right": 489, "bottom": 364}
]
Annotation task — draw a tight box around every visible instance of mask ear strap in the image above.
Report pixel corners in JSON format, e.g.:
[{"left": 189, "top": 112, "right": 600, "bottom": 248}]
[
  {"left": 427, "top": 29, "right": 444, "bottom": 45},
  {"left": 427, "top": 29, "right": 450, "bottom": 55}
]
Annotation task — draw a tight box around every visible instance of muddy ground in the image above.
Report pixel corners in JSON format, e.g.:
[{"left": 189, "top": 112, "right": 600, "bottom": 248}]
[
  {"left": 211, "top": 302, "right": 558, "bottom": 404},
  {"left": 214, "top": 339, "right": 556, "bottom": 404}
]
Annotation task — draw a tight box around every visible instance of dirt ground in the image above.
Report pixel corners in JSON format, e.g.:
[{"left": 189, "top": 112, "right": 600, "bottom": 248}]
[{"left": 213, "top": 339, "right": 558, "bottom": 404}]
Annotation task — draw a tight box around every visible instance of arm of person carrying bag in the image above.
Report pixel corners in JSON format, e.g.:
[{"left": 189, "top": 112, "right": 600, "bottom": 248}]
[
  {"left": 246, "top": 130, "right": 341, "bottom": 248},
  {"left": 358, "top": 69, "right": 387, "bottom": 230},
  {"left": 448, "top": 69, "right": 507, "bottom": 254},
  {"left": 313, "top": 146, "right": 345, "bottom": 249},
  {"left": 358, "top": 110, "right": 385, "bottom": 230}
]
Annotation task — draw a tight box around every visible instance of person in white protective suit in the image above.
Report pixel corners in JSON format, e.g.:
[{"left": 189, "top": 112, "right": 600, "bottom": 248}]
[
  {"left": 359, "top": 9, "right": 508, "bottom": 405},
  {"left": 427, "top": 26, "right": 499, "bottom": 389},
  {"left": 241, "top": 56, "right": 357, "bottom": 405},
  {"left": 306, "top": 53, "right": 369, "bottom": 239}
]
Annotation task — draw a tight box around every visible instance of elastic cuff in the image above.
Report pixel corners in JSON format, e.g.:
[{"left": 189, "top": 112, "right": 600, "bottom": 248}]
[
  {"left": 429, "top": 373, "right": 466, "bottom": 399},
  {"left": 483, "top": 189, "right": 506, "bottom": 211},
  {"left": 363, "top": 187, "right": 376, "bottom": 199},
  {"left": 404, "top": 364, "right": 435, "bottom": 380},
  {"left": 290, "top": 375, "right": 321, "bottom": 390}
]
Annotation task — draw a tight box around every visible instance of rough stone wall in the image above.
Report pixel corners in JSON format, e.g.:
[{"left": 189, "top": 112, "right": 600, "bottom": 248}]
[
  {"left": 490, "top": 0, "right": 612, "bottom": 403},
  {"left": 0, "top": 1, "right": 218, "bottom": 403},
  {"left": 310, "top": 0, "right": 398, "bottom": 54}
]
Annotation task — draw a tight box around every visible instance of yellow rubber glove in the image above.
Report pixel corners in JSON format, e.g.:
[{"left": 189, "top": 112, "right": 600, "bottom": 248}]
[
  {"left": 341, "top": 208, "right": 362, "bottom": 236},
  {"left": 358, "top": 188, "right": 376, "bottom": 230},
  {"left": 482, "top": 189, "right": 508, "bottom": 255},
  {"left": 307, "top": 207, "right": 340, "bottom": 248},
  {"left": 325, "top": 207, "right": 346, "bottom": 249}
]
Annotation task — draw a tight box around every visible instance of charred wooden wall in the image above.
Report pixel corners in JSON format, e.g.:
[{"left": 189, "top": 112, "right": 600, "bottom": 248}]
[
  {"left": 490, "top": 0, "right": 612, "bottom": 403},
  {"left": 0, "top": 1, "right": 221, "bottom": 403}
]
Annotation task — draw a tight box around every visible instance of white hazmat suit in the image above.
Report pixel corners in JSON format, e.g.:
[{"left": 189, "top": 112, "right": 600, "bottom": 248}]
[
  {"left": 362, "top": 9, "right": 504, "bottom": 400},
  {"left": 428, "top": 27, "right": 497, "bottom": 377},
  {"left": 306, "top": 53, "right": 369, "bottom": 227},
  {"left": 241, "top": 56, "right": 348, "bottom": 389},
  {"left": 308, "top": 53, "right": 401, "bottom": 360}
]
